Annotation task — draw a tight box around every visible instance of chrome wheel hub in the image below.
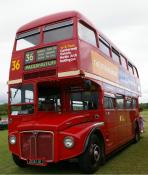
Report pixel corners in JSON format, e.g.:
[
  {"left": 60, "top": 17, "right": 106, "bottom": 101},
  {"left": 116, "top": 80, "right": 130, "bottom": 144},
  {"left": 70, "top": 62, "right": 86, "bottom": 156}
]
[
  {"left": 93, "top": 145, "right": 100, "bottom": 161},
  {"left": 89, "top": 144, "right": 100, "bottom": 163}
]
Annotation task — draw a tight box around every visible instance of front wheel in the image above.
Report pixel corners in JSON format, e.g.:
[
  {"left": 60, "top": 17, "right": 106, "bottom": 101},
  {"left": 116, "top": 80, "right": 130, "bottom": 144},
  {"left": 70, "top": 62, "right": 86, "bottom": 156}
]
[
  {"left": 79, "top": 134, "right": 104, "bottom": 174},
  {"left": 12, "top": 154, "right": 27, "bottom": 168}
]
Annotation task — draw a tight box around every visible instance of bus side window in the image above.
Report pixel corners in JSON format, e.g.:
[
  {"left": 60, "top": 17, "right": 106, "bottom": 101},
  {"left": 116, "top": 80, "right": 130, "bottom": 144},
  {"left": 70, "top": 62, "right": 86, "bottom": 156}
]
[
  {"left": 133, "top": 66, "right": 139, "bottom": 78},
  {"left": 116, "top": 95, "right": 124, "bottom": 109},
  {"left": 71, "top": 90, "right": 98, "bottom": 111},
  {"left": 120, "top": 55, "right": 127, "bottom": 69},
  {"left": 125, "top": 97, "right": 132, "bottom": 109},
  {"left": 128, "top": 63, "right": 134, "bottom": 75},
  {"left": 112, "top": 48, "right": 121, "bottom": 64},
  {"left": 104, "top": 96, "right": 114, "bottom": 109},
  {"left": 132, "top": 98, "right": 137, "bottom": 109},
  {"left": 99, "top": 36, "right": 110, "bottom": 57},
  {"left": 78, "top": 22, "right": 97, "bottom": 47},
  {"left": 104, "top": 97, "right": 108, "bottom": 109}
]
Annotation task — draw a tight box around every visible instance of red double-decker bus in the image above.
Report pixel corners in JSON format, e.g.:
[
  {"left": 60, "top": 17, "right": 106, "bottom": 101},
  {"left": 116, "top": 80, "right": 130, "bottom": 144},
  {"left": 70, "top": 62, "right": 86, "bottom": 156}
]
[{"left": 8, "top": 11, "right": 141, "bottom": 173}]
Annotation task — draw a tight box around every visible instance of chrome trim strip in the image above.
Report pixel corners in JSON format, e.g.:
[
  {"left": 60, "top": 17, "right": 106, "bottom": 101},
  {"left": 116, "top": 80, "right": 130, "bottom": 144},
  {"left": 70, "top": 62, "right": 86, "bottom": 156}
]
[{"left": 93, "top": 122, "right": 105, "bottom": 127}]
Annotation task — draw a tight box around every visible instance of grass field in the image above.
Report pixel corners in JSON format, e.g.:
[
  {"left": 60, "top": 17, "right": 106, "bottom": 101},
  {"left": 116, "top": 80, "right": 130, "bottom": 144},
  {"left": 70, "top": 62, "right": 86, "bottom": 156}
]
[
  {"left": 0, "top": 111, "right": 148, "bottom": 174},
  {"left": 0, "top": 115, "right": 7, "bottom": 119}
]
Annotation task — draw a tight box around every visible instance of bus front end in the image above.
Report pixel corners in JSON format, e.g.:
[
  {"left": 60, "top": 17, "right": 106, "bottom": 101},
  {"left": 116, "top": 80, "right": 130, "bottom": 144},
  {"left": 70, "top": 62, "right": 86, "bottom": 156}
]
[{"left": 8, "top": 12, "right": 105, "bottom": 171}]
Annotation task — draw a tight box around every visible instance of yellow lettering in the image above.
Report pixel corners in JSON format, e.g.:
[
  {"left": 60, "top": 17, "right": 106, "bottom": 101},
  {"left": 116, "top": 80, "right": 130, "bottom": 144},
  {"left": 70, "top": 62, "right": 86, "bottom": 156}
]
[{"left": 11, "top": 60, "right": 20, "bottom": 71}]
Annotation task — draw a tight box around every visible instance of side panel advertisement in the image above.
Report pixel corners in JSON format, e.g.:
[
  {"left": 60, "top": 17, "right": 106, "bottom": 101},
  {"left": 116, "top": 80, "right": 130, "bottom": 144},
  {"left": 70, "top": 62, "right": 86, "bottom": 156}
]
[
  {"left": 91, "top": 50, "right": 119, "bottom": 83},
  {"left": 90, "top": 50, "right": 139, "bottom": 94}
]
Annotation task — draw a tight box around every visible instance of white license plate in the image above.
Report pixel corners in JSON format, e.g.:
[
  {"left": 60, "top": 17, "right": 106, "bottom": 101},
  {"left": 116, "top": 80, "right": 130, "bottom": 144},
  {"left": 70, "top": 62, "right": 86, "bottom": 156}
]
[{"left": 28, "top": 159, "right": 45, "bottom": 165}]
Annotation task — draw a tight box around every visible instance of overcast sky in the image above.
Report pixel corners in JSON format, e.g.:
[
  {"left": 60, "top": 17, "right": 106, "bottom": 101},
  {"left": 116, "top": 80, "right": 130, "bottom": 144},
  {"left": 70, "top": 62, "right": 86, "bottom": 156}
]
[{"left": 0, "top": 0, "right": 147, "bottom": 103}]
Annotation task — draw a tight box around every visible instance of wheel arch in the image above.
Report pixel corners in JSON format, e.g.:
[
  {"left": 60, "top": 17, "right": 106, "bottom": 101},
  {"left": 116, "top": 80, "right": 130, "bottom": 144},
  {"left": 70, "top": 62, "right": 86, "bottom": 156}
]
[{"left": 83, "top": 127, "right": 105, "bottom": 153}]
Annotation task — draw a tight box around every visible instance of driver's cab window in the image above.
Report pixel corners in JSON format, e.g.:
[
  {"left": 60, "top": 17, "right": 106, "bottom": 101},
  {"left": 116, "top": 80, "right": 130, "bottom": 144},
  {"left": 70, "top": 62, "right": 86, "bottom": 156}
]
[
  {"left": 38, "top": 83, "right": 61, "bottom": 112},
  {"left": 70, "top": 85, "right": 98, "bottom": 111}
]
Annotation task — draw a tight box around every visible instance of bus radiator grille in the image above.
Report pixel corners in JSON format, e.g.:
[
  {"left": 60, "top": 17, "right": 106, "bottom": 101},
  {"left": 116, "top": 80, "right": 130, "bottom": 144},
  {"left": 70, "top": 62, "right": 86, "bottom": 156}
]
[{"left": 20, "top": 131, "right": 53, "bottom": 162}]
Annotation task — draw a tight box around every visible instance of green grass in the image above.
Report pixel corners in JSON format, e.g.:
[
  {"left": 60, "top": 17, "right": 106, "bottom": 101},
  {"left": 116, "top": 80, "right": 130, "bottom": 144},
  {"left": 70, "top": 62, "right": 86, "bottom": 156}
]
[
  {"left": 0, "top": 111, "right": 148, "bottom": 174},
  {"left": 0, "top": 115, "right": 8, "bottom": 119}
]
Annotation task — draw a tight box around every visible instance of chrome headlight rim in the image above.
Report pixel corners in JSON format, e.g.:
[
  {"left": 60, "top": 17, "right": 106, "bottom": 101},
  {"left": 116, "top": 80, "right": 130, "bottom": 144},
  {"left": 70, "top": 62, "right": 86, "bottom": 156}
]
[
  {"left": 9, "top": 135, "right": 16, "bottom": 145},
  {"left": 63, "top": 136, "right": 75, "bottom": 149}
]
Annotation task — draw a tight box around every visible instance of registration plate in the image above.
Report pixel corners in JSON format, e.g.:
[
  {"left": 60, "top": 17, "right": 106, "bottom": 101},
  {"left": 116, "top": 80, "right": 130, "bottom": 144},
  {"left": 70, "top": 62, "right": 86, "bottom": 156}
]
[{"left": 28, "top": 160, "right": 46, "bottom": 166}]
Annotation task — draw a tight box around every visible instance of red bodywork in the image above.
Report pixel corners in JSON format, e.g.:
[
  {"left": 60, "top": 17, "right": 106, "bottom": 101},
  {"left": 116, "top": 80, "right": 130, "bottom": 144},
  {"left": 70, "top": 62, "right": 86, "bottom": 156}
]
[{"left": 8, "top": 11, "right": 141, "bottom": 165}]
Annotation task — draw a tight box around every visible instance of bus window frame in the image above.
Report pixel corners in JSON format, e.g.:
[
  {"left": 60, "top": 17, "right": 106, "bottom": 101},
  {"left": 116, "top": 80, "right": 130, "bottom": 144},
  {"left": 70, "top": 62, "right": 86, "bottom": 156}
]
[
  {"left": 125, "top": 97, "right": 132, "bottom": 109},
  {"left": 69, "top": 87, "right": 99, "bottom": 112},
  {"left": 128, "top": 62, "right": 134, "bottom": 75},
  {"left": 133, "top": 66, "right": 139, "bottom": 78},
  {"left": 104, "top": 96, "right": 115, "bottom": 110},
  {"left": 98, "top": 35, "right": 111, "bottom": 58},
  {"left": 9, "top": 83, "right": 35, "bottom": 116},
  {"left": 116, "top": 94, "right": 125, "bottom": 109},
  {"left": 120, "top": 54, "right": 128, "bottom": 70},
  {"left": 111, "top": 47, "right": 121, "bottom": 65},
  {"left": 132, "top": 98, "right": 138, "bottom": 109}
]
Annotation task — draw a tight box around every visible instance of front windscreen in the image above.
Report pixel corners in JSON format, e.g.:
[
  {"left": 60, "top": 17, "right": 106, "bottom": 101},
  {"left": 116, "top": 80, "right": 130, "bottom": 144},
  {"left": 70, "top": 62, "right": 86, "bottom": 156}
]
[
  {"left": 10, "top": 84, "right": 34, "bottom": 115},
  {"left": 16, "top": 29, "right": 40, "bottom": 51},
  {"left": 44, "top": 20, "right": 73, "bottom": 43}
]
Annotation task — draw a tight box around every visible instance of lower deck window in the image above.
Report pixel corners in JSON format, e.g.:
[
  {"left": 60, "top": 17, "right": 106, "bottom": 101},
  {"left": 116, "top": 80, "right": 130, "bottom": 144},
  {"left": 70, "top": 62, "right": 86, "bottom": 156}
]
[
  {"left": 126, "top": 98, "right": 132, "bottom": 109},
  {"left": 116, "top": 95, "right": 124, "bottom": 109},
  {"left": 132, "top": 98, "right": 137, "bottom": 109},
  {"left": 104, "top": 96, "right": 115, "bottom": 109}
]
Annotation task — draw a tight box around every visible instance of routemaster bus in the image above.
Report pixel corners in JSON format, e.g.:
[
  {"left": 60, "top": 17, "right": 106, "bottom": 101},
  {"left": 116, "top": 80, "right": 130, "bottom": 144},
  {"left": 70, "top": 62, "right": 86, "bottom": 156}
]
[{"left": 8, "top": 11, "right": 141, "bottom": 173}]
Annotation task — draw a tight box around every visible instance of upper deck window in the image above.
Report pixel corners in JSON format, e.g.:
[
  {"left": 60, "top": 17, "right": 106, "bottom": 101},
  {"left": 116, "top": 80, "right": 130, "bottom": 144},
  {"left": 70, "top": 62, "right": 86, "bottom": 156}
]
[
  {"left": 99, "top": 36, "right": 110, "bottom": 57},
  {"left": 133, "top": 66, "right": 139, "bottom": 78},
  {"left": 128, "top": 63, "right": 133, "bottom": 75},
  {"left": 120, "top": 55, "right": 127, "bottom": 69},
  {"left": 112, "top": 48, "right": 120, "bottom": 64},
  {"left": 16, "top": 29, "right": 40, "bottom": 51},
  {"left": 44, "top": 20, "right": 73, "bottom": 43},
  {"left": 78, "top": 22, "right": 97, "bottom": 47}
]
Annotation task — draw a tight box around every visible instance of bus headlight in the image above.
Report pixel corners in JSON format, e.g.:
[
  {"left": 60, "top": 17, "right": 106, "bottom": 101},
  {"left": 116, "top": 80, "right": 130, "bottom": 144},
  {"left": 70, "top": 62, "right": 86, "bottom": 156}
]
[
  {"left": 64, "top": 136, "right": 74, "bottom": 149},
  {"left": 9, "top": 135, "right": 16, "bottom": 145}
]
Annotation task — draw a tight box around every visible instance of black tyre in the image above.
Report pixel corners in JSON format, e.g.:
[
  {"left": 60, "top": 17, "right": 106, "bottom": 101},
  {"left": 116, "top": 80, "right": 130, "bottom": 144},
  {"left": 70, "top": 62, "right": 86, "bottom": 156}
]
[
  {"left": 12, "top": 154, "right": 27, "bottom": 168},
  {"left": 134, "top": 123, "right": 140, "bottom": 143},
  {"left": 79, "top": 134, "right": 104, "bottom": 174}
]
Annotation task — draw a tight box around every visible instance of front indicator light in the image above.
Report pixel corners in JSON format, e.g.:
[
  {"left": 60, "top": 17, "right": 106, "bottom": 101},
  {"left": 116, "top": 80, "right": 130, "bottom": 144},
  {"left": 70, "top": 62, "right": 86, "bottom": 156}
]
[
  {"left": 64, "top": 136, "right": 74, "bottom": 149},
  {"left": 9, "top": 135, "right": 16, "bottom": 145}
]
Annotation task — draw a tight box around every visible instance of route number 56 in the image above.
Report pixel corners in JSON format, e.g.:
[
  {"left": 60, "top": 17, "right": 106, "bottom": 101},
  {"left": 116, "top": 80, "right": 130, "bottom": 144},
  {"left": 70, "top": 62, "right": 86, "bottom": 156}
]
[{"left": 11, "top": 60, "right": 20, "bottom": 71}]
